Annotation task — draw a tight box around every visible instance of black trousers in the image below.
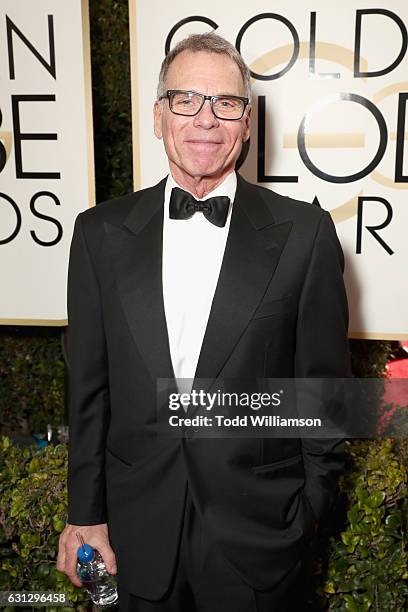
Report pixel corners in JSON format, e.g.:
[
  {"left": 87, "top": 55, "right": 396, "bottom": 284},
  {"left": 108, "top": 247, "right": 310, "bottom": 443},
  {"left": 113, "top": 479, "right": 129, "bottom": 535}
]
[{"left": 117, "top": 488, "right": 310, "bottom": 612}]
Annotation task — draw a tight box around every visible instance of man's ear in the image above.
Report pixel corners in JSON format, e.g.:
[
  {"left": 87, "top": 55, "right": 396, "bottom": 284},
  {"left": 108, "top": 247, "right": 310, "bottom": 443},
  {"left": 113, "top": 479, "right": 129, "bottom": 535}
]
[
  {"left": 243, "top": 105, "right": 251, "bottom": 143},
  {"left": 153, "top": 100, "right": 163, "bottom": 139}
]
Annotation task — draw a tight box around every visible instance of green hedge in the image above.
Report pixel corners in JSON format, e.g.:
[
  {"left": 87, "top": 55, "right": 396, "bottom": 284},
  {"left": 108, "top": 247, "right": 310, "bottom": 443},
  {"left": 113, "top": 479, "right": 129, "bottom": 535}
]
[
  {"left": 1, "top": 435, "right": 406, "bottom": 611},
  {"left": 89, "top": 0, "right": 133, "bottom": 202},
  {"left": 322, "top": 439, "right": 408, "bottom": 611},
  {"left": 0, "top": 329, "right": 64, "bottom": 436},
  {"left": 0, "top": 438, "right": 87, "bottom": 611}
]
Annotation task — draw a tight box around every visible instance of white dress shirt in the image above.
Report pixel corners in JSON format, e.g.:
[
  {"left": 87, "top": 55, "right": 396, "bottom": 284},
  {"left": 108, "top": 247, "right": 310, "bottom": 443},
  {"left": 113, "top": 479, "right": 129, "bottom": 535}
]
[{"left": 162, "top": 172, "right": 237, "bottom": 393}]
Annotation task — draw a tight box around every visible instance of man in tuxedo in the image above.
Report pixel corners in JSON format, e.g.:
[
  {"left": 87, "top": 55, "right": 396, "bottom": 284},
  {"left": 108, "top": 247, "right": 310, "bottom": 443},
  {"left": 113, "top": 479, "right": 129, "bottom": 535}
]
[{"left": 57, "top": 33, "right": 350, "bottom": 611}]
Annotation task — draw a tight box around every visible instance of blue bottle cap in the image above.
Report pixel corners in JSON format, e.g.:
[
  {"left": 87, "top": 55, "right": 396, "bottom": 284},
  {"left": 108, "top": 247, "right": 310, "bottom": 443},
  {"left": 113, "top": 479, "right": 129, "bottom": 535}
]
[{"left": 77, "top": 543, "right": 95, "bottom": 563}]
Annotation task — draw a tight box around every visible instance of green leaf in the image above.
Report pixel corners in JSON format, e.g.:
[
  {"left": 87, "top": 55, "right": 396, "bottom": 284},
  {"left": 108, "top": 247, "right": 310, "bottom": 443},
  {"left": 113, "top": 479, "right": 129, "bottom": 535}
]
[
  {"left": 366, "top": 491, "right": 386, "bottom": 508},
  {"left": 324, "top": 581, "right": 336, "bottom": 594},
  {"left": 53, "top": 517, "right": 66, "bottom": 533}
]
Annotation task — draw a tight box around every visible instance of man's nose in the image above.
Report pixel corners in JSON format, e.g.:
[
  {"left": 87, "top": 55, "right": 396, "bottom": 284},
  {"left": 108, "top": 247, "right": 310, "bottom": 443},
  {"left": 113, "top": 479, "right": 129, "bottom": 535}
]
[{"left": 193, "top": 99, "right": 219, "bottom": 128}]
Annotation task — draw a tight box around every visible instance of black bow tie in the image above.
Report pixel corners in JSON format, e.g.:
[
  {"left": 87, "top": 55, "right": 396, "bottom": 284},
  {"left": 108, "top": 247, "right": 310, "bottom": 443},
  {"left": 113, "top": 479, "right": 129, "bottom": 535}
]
[{"left": 169, "top": 187, "right": 230, "bottom": 228}]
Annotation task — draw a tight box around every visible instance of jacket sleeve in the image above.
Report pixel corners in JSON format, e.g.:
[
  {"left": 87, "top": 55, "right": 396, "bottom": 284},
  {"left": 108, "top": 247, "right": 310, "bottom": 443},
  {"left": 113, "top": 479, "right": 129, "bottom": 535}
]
[
  {"left": 295, "top": 210, "right": 351, "bottom": 523},
  {"left": 66, "top": 213, "right": 109, "bottom": 525}
]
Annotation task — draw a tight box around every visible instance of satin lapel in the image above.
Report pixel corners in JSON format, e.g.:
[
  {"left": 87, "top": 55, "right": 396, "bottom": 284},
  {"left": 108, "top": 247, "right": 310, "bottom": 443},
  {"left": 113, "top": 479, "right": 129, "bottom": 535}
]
[
  {"left": 104, "top": 178, "right": 175, "bottom": 384},
  {"left": 193, "top": 176, "right": 293, "bottom": 395}
]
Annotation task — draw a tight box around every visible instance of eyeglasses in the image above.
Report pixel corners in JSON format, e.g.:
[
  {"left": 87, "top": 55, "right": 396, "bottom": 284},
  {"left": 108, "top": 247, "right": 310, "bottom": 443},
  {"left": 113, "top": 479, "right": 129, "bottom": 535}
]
[{"left": 159, "top": 90, "right": 250, "bottom": 120}]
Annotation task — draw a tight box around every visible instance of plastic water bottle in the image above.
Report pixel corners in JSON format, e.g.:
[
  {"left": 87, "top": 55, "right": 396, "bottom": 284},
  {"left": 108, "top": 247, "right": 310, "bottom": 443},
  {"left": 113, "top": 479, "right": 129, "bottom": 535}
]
[{"left": 76, "top": 534, "right": 118, "bottom": 607}]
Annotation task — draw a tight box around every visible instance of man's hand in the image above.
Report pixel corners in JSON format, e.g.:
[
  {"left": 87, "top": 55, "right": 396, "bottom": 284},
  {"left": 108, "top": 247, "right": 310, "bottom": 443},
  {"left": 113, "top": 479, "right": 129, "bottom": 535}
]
[{"left": 57, "top": 523, "right": 117, "bottom": 587}]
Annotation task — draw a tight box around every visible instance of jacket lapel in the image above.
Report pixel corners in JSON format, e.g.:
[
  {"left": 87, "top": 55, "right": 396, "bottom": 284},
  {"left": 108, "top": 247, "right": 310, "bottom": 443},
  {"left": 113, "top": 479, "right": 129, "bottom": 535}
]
[
  {"left": 104, "top": 178, "right": 175, "bottom": 385},
  {"left": 194, "top": 175, "right": 293, "bottom": 391}
]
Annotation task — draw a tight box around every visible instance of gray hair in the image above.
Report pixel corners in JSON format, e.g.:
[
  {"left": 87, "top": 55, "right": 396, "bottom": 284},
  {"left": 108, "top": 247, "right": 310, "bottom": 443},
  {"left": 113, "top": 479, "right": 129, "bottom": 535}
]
[{"left": 156, "top": 32, "right": 251, "bottom": 99}]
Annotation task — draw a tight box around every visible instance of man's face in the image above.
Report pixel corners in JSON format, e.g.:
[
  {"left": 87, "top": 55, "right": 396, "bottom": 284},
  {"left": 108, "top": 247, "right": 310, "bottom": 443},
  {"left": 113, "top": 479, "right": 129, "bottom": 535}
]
[{"left": 154, "top": 50, "right": 251, "bottom": 183}]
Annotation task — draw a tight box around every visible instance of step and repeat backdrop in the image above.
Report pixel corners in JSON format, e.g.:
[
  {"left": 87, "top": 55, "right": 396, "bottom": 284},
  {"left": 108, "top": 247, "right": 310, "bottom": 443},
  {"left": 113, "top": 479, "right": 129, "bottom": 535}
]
[
  {"left": 129, "top": 0, "right": 408, "bottom": 339},
  {"left": 0, "top": 0, "right": 93, "bottom": 325},
  {"left": 0, "top": 0, "right": 407, "bottom": 339}
]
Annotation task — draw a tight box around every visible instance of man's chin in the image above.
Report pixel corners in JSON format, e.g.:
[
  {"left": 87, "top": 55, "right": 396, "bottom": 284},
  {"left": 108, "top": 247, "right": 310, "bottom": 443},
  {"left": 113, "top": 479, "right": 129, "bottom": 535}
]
[
  {"left": 169, "top": 158, "right": 234, "bottom": 184},
  {"left": 183, "top": 164, "right": 230, "bottom": 181}
]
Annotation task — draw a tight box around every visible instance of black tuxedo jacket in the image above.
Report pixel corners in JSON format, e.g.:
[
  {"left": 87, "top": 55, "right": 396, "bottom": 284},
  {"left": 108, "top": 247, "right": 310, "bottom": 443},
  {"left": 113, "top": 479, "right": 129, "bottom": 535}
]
[{"left": 67, "top": 174, "right": 351, "bottom": 599}]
